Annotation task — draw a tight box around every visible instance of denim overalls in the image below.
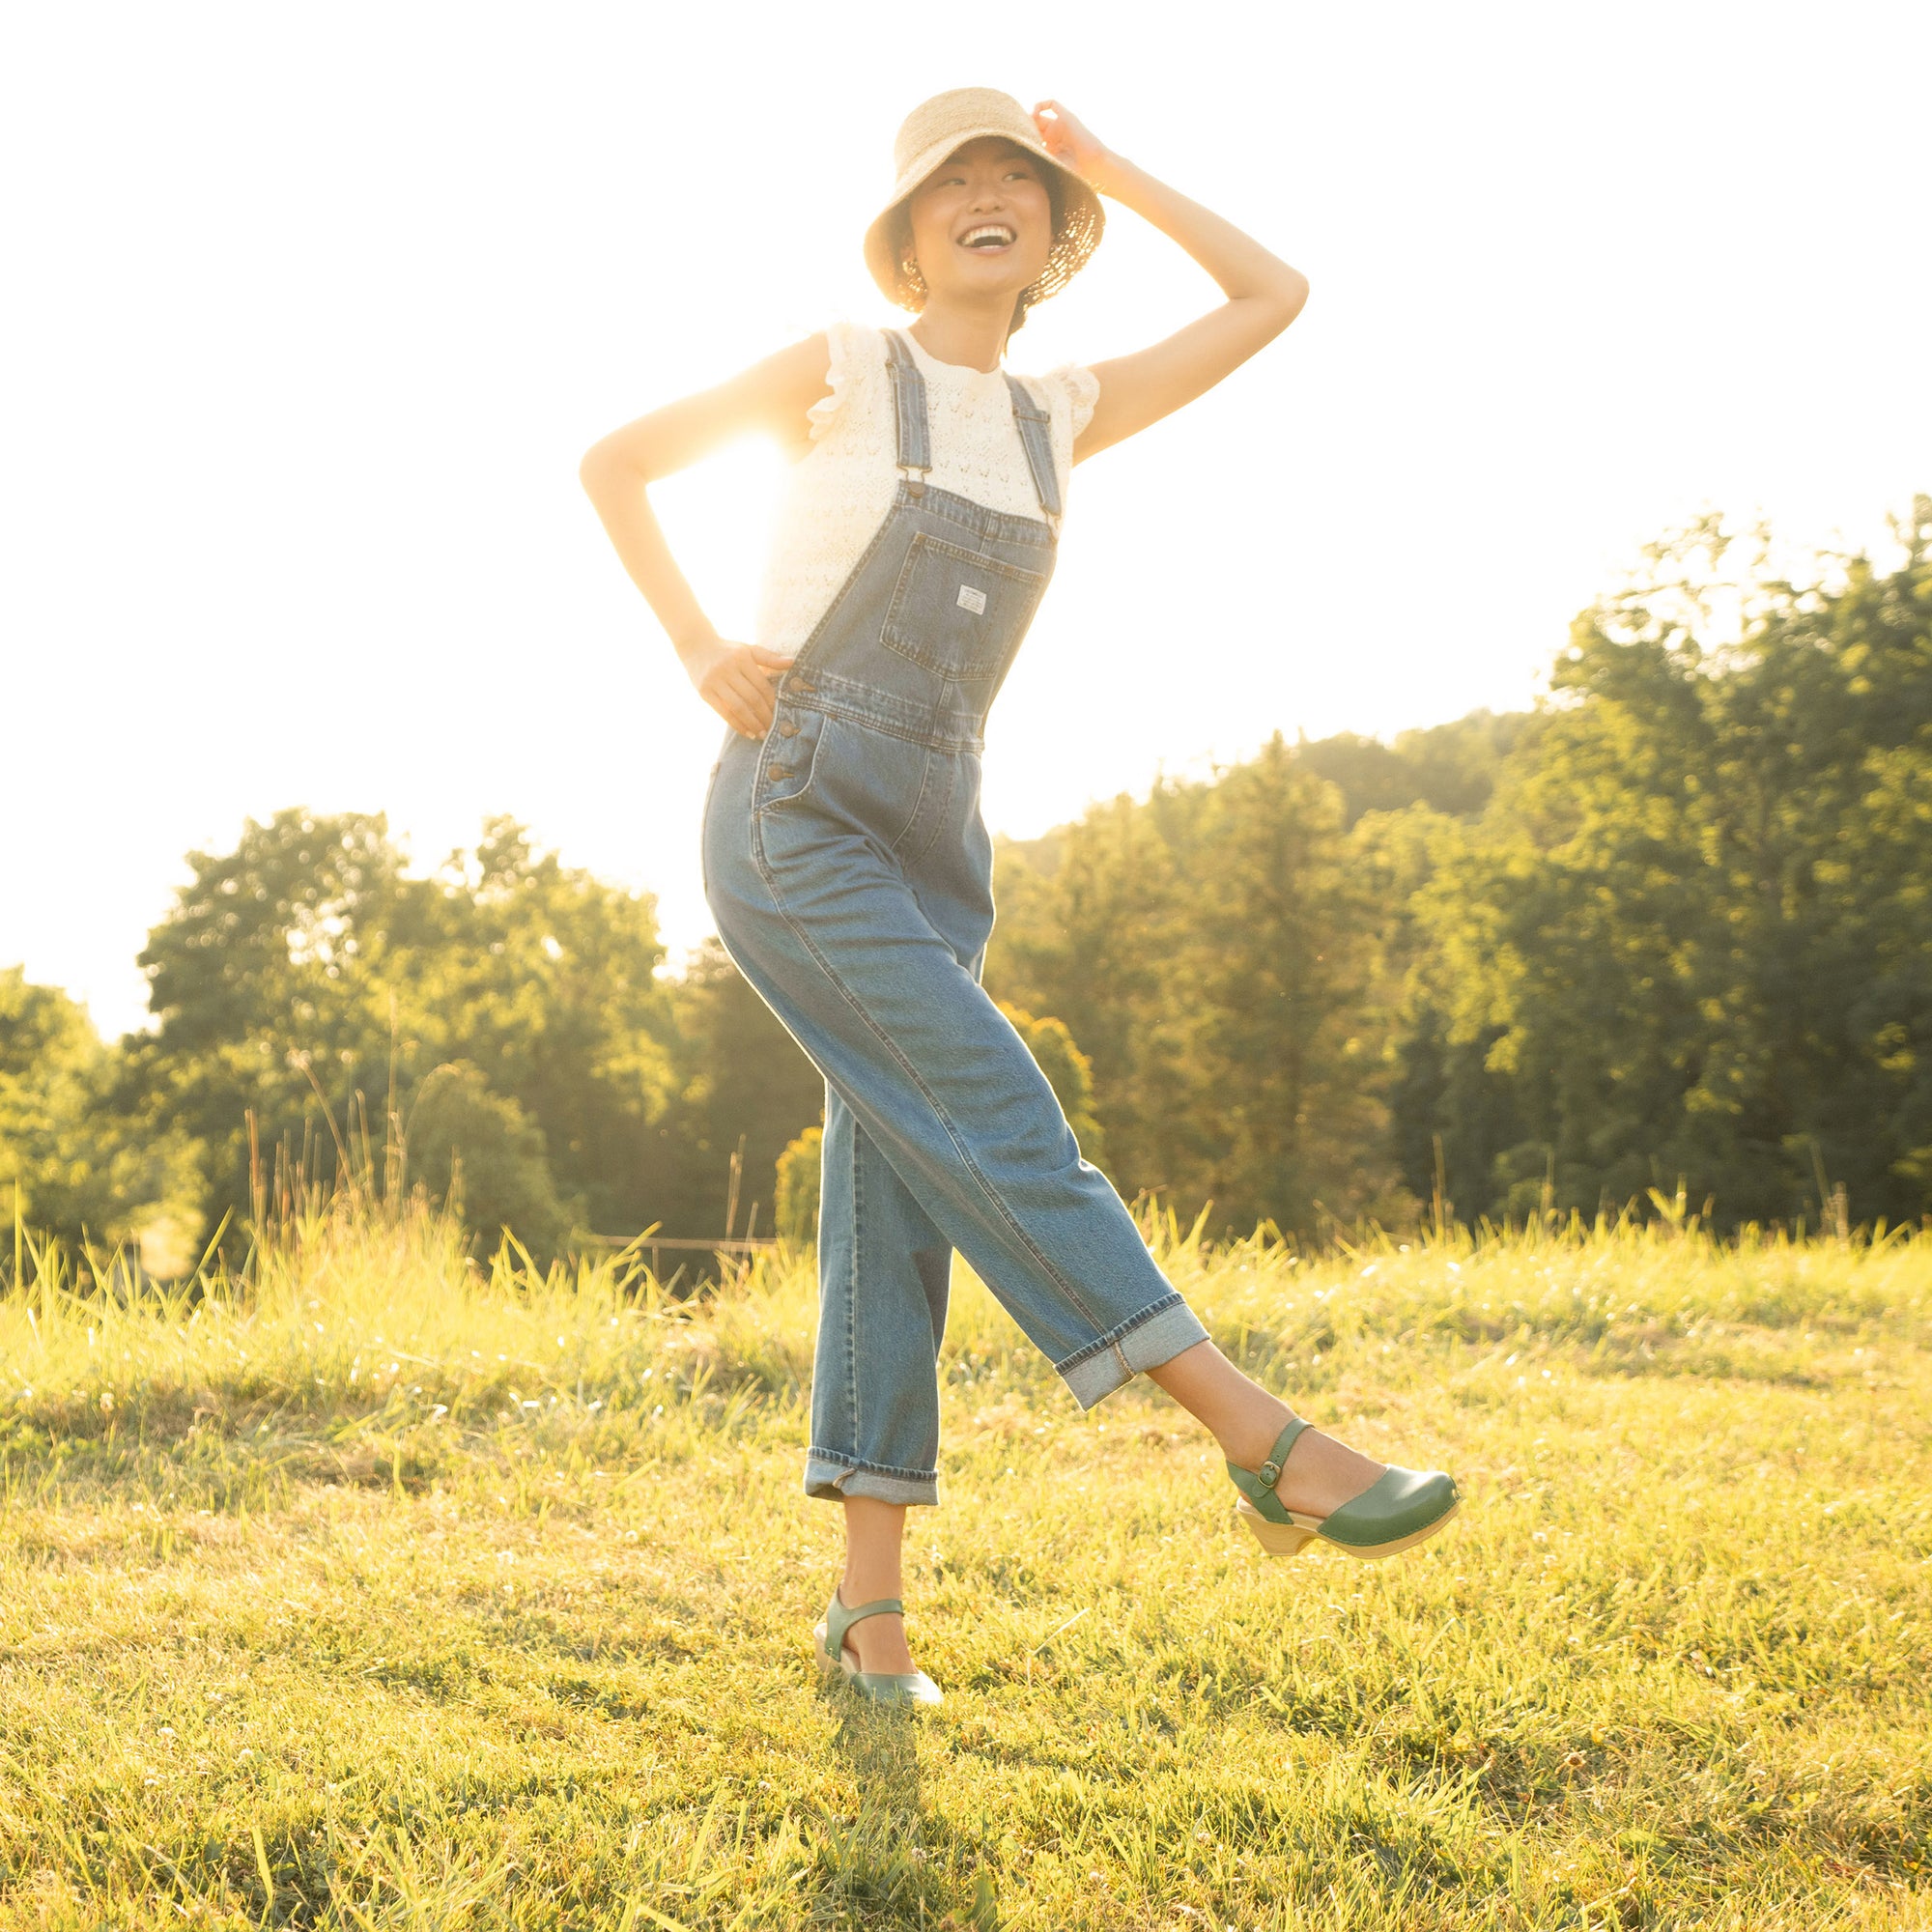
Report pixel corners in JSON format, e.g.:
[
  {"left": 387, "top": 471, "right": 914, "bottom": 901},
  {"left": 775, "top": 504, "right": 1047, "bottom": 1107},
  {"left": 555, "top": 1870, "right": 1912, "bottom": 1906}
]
[{"left": 704, "top": 330, "right": 1208, "bottom": 1507}]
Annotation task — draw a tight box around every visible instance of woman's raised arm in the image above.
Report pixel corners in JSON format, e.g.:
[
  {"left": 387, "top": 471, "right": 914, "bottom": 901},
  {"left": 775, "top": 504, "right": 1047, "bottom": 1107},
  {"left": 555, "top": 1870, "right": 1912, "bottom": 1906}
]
[
  {"left": 579, "top": 335, "right": 831, "bottom": 737},
  {"left": 1032, "top": 102, "right": 1310, "bottom": 463}
]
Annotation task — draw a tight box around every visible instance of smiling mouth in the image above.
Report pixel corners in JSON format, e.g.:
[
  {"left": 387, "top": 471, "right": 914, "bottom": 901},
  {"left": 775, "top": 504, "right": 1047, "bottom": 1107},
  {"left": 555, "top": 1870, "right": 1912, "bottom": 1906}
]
[{"left": 958, "top": 224, "right": 1016, "bottom": 252}]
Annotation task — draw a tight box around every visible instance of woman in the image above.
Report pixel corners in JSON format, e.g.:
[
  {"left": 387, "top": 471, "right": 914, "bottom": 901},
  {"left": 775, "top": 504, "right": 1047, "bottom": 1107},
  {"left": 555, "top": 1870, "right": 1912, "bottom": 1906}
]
[{"left": 581, "top": 89, "right": 1458, "bottom": 1705}]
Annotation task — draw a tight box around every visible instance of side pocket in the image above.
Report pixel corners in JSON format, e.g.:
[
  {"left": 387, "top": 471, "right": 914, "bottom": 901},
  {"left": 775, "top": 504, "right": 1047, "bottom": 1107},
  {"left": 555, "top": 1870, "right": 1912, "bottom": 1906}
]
[{"left": 751, "top": 706, "right": 829, "bottom": 817}]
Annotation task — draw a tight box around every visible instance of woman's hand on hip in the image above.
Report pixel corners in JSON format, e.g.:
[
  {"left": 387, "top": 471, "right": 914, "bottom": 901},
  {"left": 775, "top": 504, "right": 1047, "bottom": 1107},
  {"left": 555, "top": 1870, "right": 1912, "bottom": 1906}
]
[{"left": 686, "top": 638, "right": 791, "bottom": 739}]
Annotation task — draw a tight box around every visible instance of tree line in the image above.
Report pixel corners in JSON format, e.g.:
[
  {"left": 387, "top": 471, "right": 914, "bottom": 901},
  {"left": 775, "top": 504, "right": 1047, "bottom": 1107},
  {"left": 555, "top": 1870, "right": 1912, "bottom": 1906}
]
[
  {"left": 993, "top": 504, "right": 1932, "bottom": 1234},
  {"left": 4, "top": 502, "right": 1926, "bottom": 1269}
]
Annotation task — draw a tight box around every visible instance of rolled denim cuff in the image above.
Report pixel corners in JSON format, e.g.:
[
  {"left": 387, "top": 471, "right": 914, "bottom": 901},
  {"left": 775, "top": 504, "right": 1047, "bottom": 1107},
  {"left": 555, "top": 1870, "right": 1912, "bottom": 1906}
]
[
  {"left": 1056, "top": 1293, "right": 1210, "bottom": 1410},
  {"left": 804, "top": 1452, "right": 940, "bottom": 1508}
]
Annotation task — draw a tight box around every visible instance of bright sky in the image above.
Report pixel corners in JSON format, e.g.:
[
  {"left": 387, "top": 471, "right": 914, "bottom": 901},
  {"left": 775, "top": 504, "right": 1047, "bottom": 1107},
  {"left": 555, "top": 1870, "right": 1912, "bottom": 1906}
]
[{"left": 5, "top": 3, "right": 1927, "bottom": 1039}]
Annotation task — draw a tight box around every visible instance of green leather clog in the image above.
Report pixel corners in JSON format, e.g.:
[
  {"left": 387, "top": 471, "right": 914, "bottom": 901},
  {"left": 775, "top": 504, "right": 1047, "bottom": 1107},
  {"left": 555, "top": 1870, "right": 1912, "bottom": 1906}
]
[
  {"left": 1227, "top": 1416, "right": 1460, "bottom": 1560},
  {"left": 813, "top": 1587, "right": 944, "bottom": 1706}
]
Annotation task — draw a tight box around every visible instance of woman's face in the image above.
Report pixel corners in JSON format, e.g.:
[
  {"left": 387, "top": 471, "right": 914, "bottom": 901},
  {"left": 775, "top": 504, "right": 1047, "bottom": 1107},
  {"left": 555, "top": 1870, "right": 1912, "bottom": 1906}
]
[{"left": 903, "top": 137, "right": 1054, "bottom": 305}]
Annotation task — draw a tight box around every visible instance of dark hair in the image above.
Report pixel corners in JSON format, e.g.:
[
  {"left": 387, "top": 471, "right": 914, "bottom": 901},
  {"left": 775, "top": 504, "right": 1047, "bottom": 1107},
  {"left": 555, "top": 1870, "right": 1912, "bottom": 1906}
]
[{"left": 891, "top": 164, "right": 1066, "bottom": 344}]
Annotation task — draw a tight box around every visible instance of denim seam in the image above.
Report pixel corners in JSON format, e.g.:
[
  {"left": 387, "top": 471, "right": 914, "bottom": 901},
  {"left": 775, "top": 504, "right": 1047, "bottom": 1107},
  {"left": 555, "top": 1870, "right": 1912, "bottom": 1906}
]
[
  {"left": 902, "top": 868, "right": 962, "bottom": 979},
  {"left": 885, "top": 530, "right": 1047, "bottom": 613},
  {"left": 753, "top": 707, "right": 828, "bottom": 818},
  {"left": 790, "top": 693, "right": 983, "bottom": 756},
  {"left": 749, "top": 818, "right": 1107, "bottom": 1338},
  {"left": 698, "top": 757, "right": 723, "bottom": 897},
  {"left": 886, "top": 741, "right": 942, "bottom": 862},
  {"left": 1054, "top": 1290, "right": 1190, "bottom": 1375},
  {"left": 908, "top": 487, "right": 1056, "bottom": 552},
  {"left": 847, "top": 1112, "right": 863, "bottom": 1459},
  {"left": 880, "top": 535, "right": 1047, "bottom": 683},
  {"left": 777, "top": 470, "right": 1065, "bottom": 684},
  {"left": 894, "top": 753, "right": 957, "bottom": 872},
  {"left": 806, "top": 1449, "right": 941, "bottom": 1482},
  {"left": 786, "top": 502, "right": 903, "bottom": 674}
]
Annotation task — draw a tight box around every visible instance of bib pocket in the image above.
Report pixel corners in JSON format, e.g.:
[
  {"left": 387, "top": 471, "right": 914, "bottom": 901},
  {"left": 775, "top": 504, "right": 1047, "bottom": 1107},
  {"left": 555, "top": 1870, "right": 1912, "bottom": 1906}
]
[{"left": 880, "top": 533, "right": 1047, "bottom": 684}]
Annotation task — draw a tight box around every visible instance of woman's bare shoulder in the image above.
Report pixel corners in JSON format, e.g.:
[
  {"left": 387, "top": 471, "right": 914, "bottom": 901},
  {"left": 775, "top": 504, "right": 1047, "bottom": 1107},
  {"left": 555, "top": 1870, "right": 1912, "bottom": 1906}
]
[
  {"left": 760, "top": 325, "right": 891, "bottom": 453},
  {"left": 727, "top": 332, "right": 834, "bottom": 419}
]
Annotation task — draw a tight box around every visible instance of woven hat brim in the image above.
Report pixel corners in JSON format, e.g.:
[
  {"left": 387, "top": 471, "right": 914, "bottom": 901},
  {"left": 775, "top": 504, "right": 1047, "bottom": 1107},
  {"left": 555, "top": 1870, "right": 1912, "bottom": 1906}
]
[{"left": 862, "top": 126, "right": 1104, "bottom": 312}]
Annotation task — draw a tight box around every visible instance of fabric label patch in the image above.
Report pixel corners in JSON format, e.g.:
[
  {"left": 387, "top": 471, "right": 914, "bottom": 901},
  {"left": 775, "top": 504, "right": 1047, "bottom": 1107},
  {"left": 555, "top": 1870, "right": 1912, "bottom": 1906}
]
[{"left": 956, "top": 583, "right": 988, "bottom": 615}]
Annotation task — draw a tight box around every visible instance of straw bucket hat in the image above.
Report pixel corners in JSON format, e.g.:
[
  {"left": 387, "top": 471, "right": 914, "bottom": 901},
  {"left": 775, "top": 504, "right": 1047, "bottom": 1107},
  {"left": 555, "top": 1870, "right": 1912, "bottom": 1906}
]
[{"left": 863, "top": 87, "right": 1105, "bottom": 313}]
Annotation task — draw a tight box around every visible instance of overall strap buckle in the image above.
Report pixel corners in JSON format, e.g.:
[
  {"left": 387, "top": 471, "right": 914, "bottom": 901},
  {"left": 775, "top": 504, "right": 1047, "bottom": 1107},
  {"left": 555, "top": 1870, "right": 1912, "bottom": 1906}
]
[
  {"left": 1001, "top": 374, "right": 1063, "bottom": 534},
  {"left": 883, "top": 329, "right": 932, "bottom": 498}
]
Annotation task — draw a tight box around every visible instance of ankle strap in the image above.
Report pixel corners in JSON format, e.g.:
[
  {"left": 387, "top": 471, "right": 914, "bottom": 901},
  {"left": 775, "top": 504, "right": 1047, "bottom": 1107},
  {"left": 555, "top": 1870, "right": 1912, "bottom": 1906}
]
[
  {"left": 1255, "top": 1417, "right": 1310, "bottom": 1489},
  {"left": 1224, "top": 1416, "right": 1310, "bottom": 1524},
  {"left": 825, "top": 1590, "right": 903, "bottom": 1661}
]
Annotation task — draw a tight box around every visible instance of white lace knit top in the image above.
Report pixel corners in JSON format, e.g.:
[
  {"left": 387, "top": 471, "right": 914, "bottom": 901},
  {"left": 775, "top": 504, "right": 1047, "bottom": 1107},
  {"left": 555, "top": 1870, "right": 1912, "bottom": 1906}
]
[{"left": 753, "top": 321, "right": 1101, "bottom": 660}]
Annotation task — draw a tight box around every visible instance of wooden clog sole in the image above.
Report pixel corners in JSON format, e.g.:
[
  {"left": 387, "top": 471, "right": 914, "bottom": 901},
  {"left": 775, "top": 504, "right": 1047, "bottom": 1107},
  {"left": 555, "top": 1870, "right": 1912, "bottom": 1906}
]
[{"left": 1234, "top": 1493, "right": 1461, "bottom": 1561}]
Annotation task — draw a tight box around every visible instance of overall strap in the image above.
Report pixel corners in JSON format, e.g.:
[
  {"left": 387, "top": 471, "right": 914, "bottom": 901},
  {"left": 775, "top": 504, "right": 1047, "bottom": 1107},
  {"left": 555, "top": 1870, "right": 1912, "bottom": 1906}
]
[
  {"left": 882, "top": 329, "right": 932, "bottom": 495},
  {"left": 1002, "top": 374, "right": 1063, "bottom": 529}
]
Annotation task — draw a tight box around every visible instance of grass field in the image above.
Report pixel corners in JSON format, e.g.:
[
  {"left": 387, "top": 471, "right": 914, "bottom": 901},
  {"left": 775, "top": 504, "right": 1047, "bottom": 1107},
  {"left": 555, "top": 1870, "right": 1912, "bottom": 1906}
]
[{"left": 2, "top": 1199, "right": 1929, "bottom": 1930}]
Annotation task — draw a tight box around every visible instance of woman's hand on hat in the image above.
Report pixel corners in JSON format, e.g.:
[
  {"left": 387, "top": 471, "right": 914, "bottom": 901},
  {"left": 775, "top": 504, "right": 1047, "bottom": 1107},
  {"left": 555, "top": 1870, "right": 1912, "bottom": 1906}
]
[
  {"left": 1033, "top": 100, "right": 1116, "bottom": 194},
  {"left": 684, "top": 637, "right": 791, "bottom": 740}
]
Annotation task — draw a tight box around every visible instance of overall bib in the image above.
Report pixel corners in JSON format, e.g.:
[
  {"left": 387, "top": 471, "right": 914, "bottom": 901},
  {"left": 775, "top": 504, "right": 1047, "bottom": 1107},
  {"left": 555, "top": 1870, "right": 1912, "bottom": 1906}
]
[{"left": 704, "top": 330, "right": 1208, "bottom": 1506}]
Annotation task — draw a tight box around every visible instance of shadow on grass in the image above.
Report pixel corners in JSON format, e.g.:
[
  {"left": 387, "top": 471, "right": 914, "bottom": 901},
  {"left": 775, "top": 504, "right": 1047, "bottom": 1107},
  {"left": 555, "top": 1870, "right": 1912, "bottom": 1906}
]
[{"left": 812, "top": 1676, "right": 1004, "bottom": 1929}]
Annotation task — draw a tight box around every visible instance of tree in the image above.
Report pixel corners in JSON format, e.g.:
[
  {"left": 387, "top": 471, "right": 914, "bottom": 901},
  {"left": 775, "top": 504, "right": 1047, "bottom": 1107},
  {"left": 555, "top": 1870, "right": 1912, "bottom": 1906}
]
[
  {"left": 650, "top": 940, "right": 826, "bottom": 1239},
  {"left": 124, "top": 810, "right": 681, "bottom": 1253},
  {"left": 1399, "top": 502, "right": 1932, "bottom": 1226},
  {"left": 0, "top": 968, "right": 200, "bottom": 1269},
  {"left": 406, "top": 1061, "right": 571, "bottom": 1256},
  {"left": 989, "top": 734, "right": 1402, "bottom": 1235},
  {"left": 775, "top": 1124, "right": 822, "bottom": 1246},
  {"left": 997, "top": 1003, "right": 1106, "bottom": 1170},
  {"left": 1296, "top": 711, "right": 1530, "bottom": 827}
]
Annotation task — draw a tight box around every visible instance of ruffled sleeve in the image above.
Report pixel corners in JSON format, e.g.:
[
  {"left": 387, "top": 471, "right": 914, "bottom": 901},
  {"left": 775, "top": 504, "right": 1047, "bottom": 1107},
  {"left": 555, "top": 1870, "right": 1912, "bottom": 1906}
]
[
  {"left": 1043, "top": 361, "right": 1101, "bottom": 440},
  {"left": 807, "top": 320, "right": 880, "bottom": 442}
]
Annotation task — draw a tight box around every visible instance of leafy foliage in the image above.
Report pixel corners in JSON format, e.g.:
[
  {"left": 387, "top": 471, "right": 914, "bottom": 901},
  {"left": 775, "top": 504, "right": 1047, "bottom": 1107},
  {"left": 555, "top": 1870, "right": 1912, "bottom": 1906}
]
[
  {"left": 120, "top": 811, "right": 680, "bottom": 1260},
  {"left": 7, "top": 501, "right": 1928, "bottom": 1260},
  {"left": 653, "top": 939, "right": 825, "bottom": 1242},
  {"left": 774, "top": 1123, "right": 822, "bottom": 1246},
  {"left": 989, "top": 733, "right": 1400, "bottom": 1235},
  {"left": 992, "top": 501, "right": 1932, "bottom": 1236},
  {"left": 1402, "top": 501, "right": 1932, "bottom": 1226},
  {"left": 0, "top": 968, "right": 198, "bottom": 1264},
  {"left": 1294, "top": 709, "right": 1531, "bottom": 826},
  {"left": 996, "top": 1002, "right": 1106, "bottom": 1169},
  {"left": 405, "top": 1061, "right": 572, "bottom": 1257}
]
